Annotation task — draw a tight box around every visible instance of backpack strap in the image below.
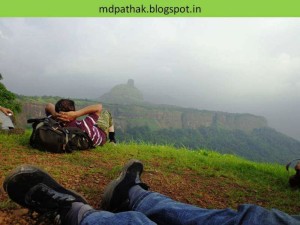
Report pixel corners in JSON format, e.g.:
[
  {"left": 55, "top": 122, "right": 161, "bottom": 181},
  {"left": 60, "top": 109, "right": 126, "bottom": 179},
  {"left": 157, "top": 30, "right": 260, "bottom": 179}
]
[{"left": 27, "top": 118, "right": 46, "bottom": 124}]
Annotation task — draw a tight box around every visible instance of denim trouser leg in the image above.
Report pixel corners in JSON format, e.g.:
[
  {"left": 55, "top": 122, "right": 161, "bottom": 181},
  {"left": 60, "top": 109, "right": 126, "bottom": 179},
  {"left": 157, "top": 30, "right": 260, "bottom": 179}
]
[
  {"left": 79, "top": 185, "right": 300, "bottom": 225},
  {"left": 80, "top": 210, "right": 157, "bottom": 225},
  {"left": 131, "top": 191, "right": 300, "bottom": 225}
]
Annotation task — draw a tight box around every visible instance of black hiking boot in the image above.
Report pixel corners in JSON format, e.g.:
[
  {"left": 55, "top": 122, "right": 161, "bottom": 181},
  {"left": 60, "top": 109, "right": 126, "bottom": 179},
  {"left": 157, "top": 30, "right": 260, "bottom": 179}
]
[
  {"left": 3, "top": 165, "right": 87, "bottom": 224},
  {"left": 101, "top": 159, "right": 149, "bottom": 212}
]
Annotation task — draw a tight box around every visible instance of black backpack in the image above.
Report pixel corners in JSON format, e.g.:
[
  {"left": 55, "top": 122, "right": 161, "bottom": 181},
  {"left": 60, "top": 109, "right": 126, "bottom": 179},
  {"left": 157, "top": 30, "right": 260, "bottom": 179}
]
[{"left": 27, "top": 117, "right": 93, "bottom": 153}]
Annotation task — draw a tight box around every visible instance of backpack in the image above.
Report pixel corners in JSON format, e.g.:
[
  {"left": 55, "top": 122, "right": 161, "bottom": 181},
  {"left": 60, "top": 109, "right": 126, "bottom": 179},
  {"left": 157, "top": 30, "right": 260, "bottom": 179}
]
[{"left": 27, "top": 117, "right": 93, "bottom": 153}]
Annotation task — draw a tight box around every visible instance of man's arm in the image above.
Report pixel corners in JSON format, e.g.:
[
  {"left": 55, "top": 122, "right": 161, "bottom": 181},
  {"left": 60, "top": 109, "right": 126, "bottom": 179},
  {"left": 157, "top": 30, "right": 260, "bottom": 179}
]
[
  {"left": 57, "top": 104, "right": 102, "bottom": 122},
  {"left": 45, "top": 103, "right": 58, "bottom": 118},
  {"left": 0, "top": 106, "right": 13, "bottom": 116}
]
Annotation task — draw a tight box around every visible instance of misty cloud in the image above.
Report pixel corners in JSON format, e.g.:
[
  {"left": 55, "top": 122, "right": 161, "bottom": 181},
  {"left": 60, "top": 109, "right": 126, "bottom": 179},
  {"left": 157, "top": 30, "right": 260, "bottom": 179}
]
[{"left": 0, "top": 18, "right": 300, "bottom": 140}]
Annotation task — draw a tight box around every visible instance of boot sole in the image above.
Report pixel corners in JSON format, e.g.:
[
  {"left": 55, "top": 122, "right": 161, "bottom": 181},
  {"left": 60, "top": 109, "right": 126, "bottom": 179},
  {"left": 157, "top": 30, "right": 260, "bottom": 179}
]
[{"left": 3, "top": 165, "right": 87, "bottom": 210}]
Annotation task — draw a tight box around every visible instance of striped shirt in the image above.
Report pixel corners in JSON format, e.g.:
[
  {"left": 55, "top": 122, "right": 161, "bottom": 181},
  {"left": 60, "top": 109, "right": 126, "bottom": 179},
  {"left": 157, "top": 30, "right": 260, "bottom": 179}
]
[{"left": 67, "top": 113, "right": 106, "bottom": 146}]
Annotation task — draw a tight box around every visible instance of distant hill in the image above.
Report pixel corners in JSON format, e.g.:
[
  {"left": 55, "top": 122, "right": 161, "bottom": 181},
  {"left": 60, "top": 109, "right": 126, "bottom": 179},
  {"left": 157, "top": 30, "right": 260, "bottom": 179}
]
[{"left": 97, "top": 79, "right": 144, "bottom": 104}]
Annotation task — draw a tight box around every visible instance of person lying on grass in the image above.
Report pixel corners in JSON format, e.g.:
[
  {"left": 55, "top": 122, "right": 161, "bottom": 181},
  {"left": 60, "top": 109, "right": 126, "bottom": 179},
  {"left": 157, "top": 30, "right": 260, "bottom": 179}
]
[{"left": 45, "top": 99, "right": 116, "bottom": 147}]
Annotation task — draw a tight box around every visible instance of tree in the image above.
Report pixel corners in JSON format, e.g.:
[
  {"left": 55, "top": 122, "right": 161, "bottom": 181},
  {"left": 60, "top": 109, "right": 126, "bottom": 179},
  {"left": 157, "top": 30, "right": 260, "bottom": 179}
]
[{"left": 0, "top": 75, "right": 21, "bottom": 113}]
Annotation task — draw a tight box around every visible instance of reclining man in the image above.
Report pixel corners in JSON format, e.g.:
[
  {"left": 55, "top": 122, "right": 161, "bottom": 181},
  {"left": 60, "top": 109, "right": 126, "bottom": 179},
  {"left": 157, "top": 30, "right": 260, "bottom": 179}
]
[
  {"left": 4, "top": 159, "right": 300, "bottom": 225},
  {"left": 45, "top": 99, "right": 116, "bottom": 147}
]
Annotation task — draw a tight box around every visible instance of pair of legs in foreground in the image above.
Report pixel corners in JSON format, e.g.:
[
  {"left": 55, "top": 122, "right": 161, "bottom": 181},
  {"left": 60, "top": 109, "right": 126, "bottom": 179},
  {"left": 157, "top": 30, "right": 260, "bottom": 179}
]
[{"left": 3, "top": 160, "right": 300, "bottom": 225}]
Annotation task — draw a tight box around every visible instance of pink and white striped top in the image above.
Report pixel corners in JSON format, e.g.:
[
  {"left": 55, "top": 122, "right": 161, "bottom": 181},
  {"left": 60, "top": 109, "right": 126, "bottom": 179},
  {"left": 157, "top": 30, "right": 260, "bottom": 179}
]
[{"left": 67, "top": 113, "right": 106, "bottom": 146}]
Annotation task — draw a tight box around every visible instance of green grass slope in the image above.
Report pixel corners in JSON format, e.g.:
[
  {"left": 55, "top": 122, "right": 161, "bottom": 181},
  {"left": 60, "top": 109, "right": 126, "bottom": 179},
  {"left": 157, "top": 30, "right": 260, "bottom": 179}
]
[
  {"left": 120, "top": 126, "right": 300, "bottom": 164},
  {"left": 0, "top": 132, "right": 300, "bottom": 224}
]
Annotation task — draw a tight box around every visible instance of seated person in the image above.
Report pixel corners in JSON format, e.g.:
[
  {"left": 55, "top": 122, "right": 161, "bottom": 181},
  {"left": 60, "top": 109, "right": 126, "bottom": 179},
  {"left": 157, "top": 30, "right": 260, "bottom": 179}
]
[
  {"left": 4, "top": 159, "right": 300, "bottom": 225},
  {"left": 45, "top": 99, "right": 116, "bottom": 147}
]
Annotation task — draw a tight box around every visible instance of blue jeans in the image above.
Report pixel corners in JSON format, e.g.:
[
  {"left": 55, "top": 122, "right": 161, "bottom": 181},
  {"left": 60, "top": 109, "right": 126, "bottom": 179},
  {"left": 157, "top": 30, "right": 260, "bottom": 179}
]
[{"left": 80, "top": 188, "right": 300, "bottom": 225}]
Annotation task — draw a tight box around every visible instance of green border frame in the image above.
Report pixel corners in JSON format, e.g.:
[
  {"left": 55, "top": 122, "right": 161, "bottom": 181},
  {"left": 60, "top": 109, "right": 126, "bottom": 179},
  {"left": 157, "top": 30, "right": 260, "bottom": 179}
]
[{"left": 1, "top": 0, "right": 300, "bottom": 17}]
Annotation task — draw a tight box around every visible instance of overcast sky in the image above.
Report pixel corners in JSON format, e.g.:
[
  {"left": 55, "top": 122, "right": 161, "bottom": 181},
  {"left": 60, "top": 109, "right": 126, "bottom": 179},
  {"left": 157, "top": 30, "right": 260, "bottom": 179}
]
[{"left": 0, "top": 18, "right": 299, "bottom": 140}]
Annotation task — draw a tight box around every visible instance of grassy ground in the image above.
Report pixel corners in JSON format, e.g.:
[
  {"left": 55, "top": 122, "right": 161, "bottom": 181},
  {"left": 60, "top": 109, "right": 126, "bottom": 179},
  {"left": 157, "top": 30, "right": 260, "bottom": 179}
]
[{"left": 0, "top": 132, "right": 300, "bottom": 224}]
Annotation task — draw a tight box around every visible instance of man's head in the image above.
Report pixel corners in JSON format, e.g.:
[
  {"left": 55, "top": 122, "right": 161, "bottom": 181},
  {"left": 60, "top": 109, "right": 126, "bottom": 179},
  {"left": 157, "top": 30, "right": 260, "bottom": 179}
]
[{"left": 55, "top": 99, "right": 75, "bottom": 113}]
